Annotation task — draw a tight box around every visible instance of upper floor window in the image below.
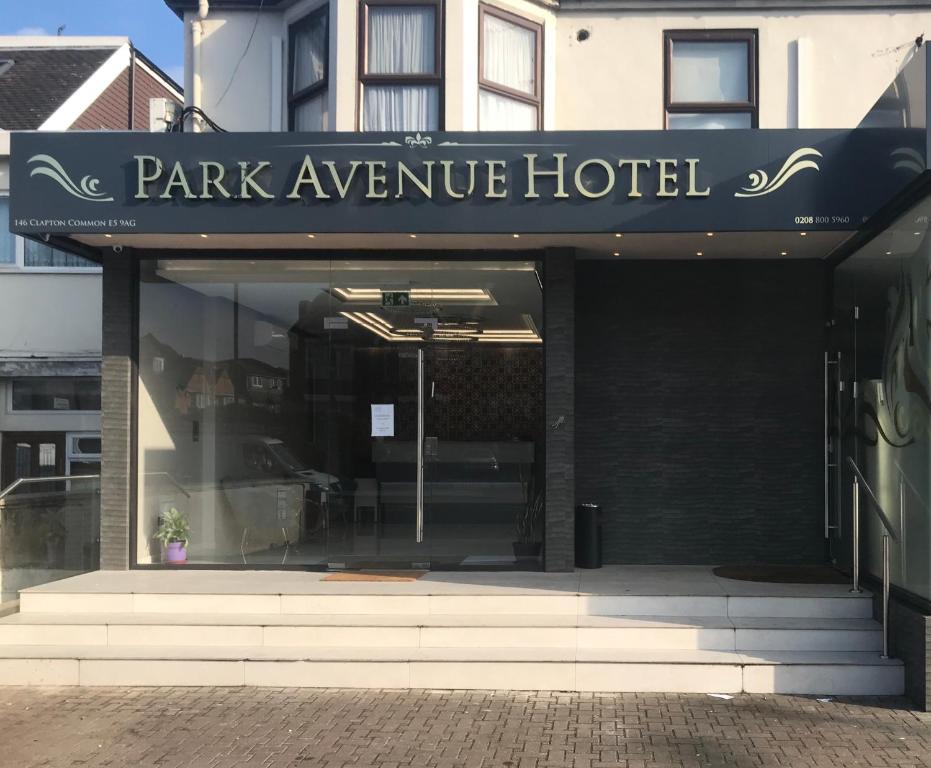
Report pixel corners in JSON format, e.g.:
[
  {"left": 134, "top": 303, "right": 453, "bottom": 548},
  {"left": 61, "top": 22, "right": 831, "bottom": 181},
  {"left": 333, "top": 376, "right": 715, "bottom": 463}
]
[
  {"left": 479, "top": 5, "right": 542, "bottom": 130},
  {"left": 359, "top": 0, "right": 442, "bottom": 131},
  {"left": 664, "top": 30, "right": 758, "bottom": 129},
  {"left": 1, "top": 198, "right": 96, "bottom": 270},
  {"left": 0, "top": 198, "right": 14, "bottom": 267},
  {"left": 289, "top": 5, "right": 329, "bottom": 131}
]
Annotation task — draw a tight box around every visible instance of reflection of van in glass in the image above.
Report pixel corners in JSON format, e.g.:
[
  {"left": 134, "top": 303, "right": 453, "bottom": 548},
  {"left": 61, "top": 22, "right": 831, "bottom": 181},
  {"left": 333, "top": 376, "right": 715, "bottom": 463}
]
[{"left": 218, "top": 436, "right": 339, "bottom": 557}]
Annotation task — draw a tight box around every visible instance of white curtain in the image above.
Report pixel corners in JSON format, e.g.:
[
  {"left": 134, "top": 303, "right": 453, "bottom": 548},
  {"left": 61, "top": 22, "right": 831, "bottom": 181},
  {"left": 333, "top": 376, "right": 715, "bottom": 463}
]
[
  {"left": 670, "top": 41, "right": 748, "bottom": 103},
  {"left": 0, "top": 199, "right": 14, "bottom": 265},
  {"left": 479, "top": 90, "right": 537, "bottom": 131},
  {"left": 482, "top": 14, "right": 536, "bottom": 95},
  {"left": 367, "top": 6, "right": 435, "bottom": 74},
  {"left": 667, "top": 112, "right": 751, "bottom": 130},
  {"left": 293, "top": 93, "right": 328, "bottom": 131},
  {"left": 292, "top": 14, "right": 326, "bottom": 92},
  {"left": 363, "top": 85, "right": 439, "bottom": 131}
]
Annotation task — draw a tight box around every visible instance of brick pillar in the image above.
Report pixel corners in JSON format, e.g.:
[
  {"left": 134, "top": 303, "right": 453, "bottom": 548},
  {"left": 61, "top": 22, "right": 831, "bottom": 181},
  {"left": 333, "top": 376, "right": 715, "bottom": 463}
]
[
  {"left": 543, "top": 248, "right": 575, "bottom": 572},
  {"left": 100, "top": 250, "right": 134, "bottom": 570}
]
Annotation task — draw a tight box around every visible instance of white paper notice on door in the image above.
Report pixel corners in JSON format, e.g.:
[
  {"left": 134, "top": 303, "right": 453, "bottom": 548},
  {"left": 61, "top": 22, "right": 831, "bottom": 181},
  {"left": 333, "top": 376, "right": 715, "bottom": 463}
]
[{"left": 371, "top": 404, "right": 395, "bottom": 437}]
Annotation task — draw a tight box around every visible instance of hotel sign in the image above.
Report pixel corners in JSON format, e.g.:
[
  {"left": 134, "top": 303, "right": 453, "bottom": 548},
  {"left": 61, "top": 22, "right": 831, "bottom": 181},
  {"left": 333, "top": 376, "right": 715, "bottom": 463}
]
[{"left": 9, "top": 129, "right": 925, "bottom": 235}]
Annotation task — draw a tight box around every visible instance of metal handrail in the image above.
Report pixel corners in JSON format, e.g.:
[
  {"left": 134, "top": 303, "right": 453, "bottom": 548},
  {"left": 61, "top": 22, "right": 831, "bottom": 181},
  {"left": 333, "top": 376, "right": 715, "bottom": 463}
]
[
  {"left": 0, "top": 474, "right": 100, "bottom": 502},
  {"left": 845, "top": 458, "right": 897, "bottom": 539},
  {"left": 846, "top": 457, "right": 895, "bottom": 659},
  {"left": 142, "top": 472, "right": 191, "bottom": 498}
]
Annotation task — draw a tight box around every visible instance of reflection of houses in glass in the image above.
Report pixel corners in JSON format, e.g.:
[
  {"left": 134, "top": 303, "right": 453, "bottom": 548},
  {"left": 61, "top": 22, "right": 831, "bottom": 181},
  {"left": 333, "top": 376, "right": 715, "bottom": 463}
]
[{"left": 182, "top": 367, "right": 235, "bottom": 411}]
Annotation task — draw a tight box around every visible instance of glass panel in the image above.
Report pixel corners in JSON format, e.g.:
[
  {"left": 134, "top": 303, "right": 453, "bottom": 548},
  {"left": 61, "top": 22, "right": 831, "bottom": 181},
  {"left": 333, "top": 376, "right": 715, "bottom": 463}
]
[
  {"left": 0, "top": 198, "right": 15, "bottom": 264},
  {"left": 293, "top": 92, "right": 328, "bottom": 131},
  {"left": 363, "top": 84, "right": 439, "bottom": 131},
  {"left": 136, "top": 259, "right": 544, "bottom": 569},
  {"left": 11, "top": 378, "right": 101, "bottom": 411},
  {"left": 291, "top": 11, "right": 327, "bottom": 93},
  {"left": 482, "top": 13, "right": 536, "bottom": 96},
  {"left": 366, "top": 6, "right": 436, "bottom": 75},
  {"left": 667, "top": 112, "right": 752, "bottom": 130},
  {"left": 23, "top": 239, "right": 96, "bottom": 268},
  {"left": 831, "top": 193, "right": 931, "bottom": 600},
  {"left": 0, "top": 475, "right": 100, "bottom": 600},
  {"left": 479, "top": 90, "right": 537, "bottom": 131},
  {"left": 671, "top": 40, "right": 749, "bottom": 103}
]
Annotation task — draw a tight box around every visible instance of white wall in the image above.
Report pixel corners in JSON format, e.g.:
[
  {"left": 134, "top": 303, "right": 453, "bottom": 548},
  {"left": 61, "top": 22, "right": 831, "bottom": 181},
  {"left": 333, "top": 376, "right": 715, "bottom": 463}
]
[
  {"left": 554, "top": 8, "right": 929, "bottom": 130},
  {"left": 0, "top": 273, "right": 101, "bottom": 358},
  {"left": 190, "top": 3, "right": 931, "bottom": 133}
]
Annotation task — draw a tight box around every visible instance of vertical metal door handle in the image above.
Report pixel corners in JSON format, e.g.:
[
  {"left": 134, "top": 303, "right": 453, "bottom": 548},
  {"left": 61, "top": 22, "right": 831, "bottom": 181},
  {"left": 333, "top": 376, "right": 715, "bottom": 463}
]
[{"left": 416, "top": 348, "right": 424, "bottom": 543}]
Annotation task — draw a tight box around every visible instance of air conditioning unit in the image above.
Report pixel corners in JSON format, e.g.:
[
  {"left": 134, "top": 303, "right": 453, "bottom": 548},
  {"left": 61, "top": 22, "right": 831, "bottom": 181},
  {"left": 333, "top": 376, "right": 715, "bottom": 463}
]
[{"left": 149, "top": 97, "right": 183, "bottom": 133}]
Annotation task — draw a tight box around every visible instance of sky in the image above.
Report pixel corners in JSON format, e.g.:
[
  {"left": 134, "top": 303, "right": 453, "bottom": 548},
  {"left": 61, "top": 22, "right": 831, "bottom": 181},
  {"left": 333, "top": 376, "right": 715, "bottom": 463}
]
[{"left": 0, "top": 0, "right": 184, "bottom": 84}]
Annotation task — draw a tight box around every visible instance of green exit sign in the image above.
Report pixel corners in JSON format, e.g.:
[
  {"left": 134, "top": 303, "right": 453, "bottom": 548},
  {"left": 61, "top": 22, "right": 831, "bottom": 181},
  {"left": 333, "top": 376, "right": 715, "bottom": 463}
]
[{"left": 382, "top": 291, "right": 411, "bottom": 307}]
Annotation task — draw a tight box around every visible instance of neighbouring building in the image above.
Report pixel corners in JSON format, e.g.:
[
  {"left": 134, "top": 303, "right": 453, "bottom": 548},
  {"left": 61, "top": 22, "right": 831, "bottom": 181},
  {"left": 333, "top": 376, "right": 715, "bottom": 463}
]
[
  {"left": 5, "top": 0, "right": 931, "bottom": 702},
  {"left": 0, "top": 35, "right": 181, "bottom": 599}
]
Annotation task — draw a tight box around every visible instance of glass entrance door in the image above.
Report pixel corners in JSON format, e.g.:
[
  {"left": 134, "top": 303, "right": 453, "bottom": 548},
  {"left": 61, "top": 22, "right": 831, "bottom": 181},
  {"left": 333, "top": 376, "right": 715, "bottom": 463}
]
[
  {"left": 135, "top": 256, "right": 543, "bottom": 570},
  {"left": 322, "top": 259, "right": 545, "bottom": 570}
]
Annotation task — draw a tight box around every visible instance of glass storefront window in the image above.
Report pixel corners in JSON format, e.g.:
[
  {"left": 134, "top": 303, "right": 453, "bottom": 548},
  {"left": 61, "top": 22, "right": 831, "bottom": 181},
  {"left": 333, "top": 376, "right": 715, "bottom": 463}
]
[
  {"left": 831, "top": 194, "right": 931, "bottom": 600},
  {"left": 136, "top": 258, "right": 545, "bottom": 569}
]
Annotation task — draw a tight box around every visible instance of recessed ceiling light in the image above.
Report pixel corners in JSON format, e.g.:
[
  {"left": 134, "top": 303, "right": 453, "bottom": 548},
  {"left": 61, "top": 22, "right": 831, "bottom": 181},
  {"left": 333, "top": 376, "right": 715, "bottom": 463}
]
[
  {"left": 200, "top": 234, "right": 209, "bottom": 238},
  {"left": 104, "top": 234, "right": 112, "bottom": 239},
  {"left": 512, "top": 234, "right": 520, "bottom": 238},
  {"left": 706, "top": 232, "right": 714, "bottom": 237},
  {"left": 696, "top": 251, "right": 704, "bottom": 257},
  {"left": 615, "top": 233, "right": 623, "bottom": 238},
  {"left": 613, "top": 251, "right": 620, "bottom": 257},
  {"left": 409, "top": 234, "right": 417, "bottom": 239},
  {"left": 886, "top": 250, "right": 892, "bottom": 256},
  {"left": 780, "top": 251, "right": 787, "bottom": 256},
  {"left": 799, "top": 232, "right": 807, "bottom": 237},
  {"left": 307, "top": 234, "right": 315, "bottom": 239}
]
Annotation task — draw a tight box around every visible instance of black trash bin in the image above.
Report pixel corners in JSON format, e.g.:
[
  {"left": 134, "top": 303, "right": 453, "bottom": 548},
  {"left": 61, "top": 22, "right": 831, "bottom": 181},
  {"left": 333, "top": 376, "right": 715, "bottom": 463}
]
[{"left": 575, "top": 503, "right": 602, "bottom": 569}]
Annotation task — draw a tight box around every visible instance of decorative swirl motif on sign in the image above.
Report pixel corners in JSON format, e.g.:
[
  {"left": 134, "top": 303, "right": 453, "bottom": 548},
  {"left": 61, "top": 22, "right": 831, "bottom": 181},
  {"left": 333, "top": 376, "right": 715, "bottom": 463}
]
[
  {"left": 27, "top": 154, "right": 114, "bottom": 202},
  {"left": 405, "top": 133, "right": 432, "bottom": 148},
  {"left": 734, "top": 147, "right": 822, "bottom": 198}
]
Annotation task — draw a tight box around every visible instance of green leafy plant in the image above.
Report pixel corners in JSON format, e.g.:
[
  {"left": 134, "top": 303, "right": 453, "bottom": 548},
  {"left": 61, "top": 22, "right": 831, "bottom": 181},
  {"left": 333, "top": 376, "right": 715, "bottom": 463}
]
[{"left": 153, "top": 507, "right": 190, "bottom": 548}]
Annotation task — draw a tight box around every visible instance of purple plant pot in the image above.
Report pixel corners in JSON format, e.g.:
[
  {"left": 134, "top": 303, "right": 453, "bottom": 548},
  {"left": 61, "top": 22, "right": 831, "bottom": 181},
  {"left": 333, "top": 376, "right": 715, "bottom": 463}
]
[{"left": 165, "top": 541, "right": 187, "bottom": 564}]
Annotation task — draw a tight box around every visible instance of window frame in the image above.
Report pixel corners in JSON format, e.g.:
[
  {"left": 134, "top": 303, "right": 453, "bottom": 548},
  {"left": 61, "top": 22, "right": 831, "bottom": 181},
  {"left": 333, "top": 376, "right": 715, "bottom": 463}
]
[
  {"left": 478, "top": 3, "right": 543, "bottom": 130},
  {"left": 7, "top": 377, "right": 103, "bottom": 415},
  {"left": 663, "top": 29, "right": 759, "bottom": 129},
  {"left": 287, "top": 4, "right": 330, "bottom": 131},
  {"left": 357, "top": 0, "right": 445, "bottom": 131}
]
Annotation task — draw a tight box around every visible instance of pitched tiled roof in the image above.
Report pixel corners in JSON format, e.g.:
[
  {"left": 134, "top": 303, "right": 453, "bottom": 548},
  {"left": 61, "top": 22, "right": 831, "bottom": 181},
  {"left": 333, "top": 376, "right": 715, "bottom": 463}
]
[{"left": 0, "top": 46, "right": 116, "bottom": 130}]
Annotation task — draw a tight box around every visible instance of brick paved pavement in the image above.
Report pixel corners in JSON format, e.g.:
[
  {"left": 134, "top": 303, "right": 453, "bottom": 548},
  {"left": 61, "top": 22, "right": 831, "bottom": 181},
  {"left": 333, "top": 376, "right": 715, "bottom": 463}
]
[{"left": 0, "top": 688, "right": 929, "bottom": 768}]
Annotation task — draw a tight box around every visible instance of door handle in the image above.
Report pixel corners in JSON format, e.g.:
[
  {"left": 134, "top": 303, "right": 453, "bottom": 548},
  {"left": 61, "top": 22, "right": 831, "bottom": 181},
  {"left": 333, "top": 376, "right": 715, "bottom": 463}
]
[{"left": 416, "top": 349, "right": 424, "bottom": 543}]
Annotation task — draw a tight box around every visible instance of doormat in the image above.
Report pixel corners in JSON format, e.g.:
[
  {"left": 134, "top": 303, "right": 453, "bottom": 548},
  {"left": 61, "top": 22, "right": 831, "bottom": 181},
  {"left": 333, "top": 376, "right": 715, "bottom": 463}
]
[
  {"left": 323, "top": 571, "right": 428, "bottom": 582},
  {"left": 713, "top": 565, "right": 848, "bottom": 584}
]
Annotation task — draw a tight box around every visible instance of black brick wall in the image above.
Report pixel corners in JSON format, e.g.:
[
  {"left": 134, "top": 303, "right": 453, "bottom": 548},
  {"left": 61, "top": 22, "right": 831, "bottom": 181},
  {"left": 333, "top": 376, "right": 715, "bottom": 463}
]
[
  {"left": 544, "top": 249, "right": 575, "bottom": 572},
  {"left": 881, "top": 592, "right": 931, "bottom": 710},
  {"left": 575, "top": 260, "right": 826, "bottom": 565},
  {"left": 100, "top": 251, "right": 134, "bottom": 570}
]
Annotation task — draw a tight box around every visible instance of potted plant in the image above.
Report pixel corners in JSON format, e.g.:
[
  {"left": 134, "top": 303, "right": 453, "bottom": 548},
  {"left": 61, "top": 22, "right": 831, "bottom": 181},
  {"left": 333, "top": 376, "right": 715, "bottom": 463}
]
[
  {"left": 513, "top": 486, "right": 544, "bottom": 561},
  {"left": 154, "top": 507, "right": 190, "bottom": 564}
]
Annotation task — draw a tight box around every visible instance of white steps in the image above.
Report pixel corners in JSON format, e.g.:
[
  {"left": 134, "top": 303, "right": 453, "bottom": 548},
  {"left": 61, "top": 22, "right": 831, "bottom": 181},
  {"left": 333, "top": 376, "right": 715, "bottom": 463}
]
[
  {"left": 0, "top": 644, "right": 903, "bottom": 694},
  {"left": 19, "top": 592, "right": 874, "bottom": 619},
  {"left": 0, "top": 571, "right": 903, "bottom": 695},
  {"left": 0, "top": 613, "right": 885, "bottom": 652}
]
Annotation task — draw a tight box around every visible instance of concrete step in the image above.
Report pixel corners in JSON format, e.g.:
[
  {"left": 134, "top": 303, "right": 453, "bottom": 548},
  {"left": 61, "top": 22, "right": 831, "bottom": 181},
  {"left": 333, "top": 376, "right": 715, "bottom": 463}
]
[
  {"left": 0, "top": 613, "right": 884, "bottom": 651},
  {"left": 18, "top": 591, "right": 875, "bottom": 619},
  {"left": 0, "top": 645, "right": 903, "bottom": 694}
]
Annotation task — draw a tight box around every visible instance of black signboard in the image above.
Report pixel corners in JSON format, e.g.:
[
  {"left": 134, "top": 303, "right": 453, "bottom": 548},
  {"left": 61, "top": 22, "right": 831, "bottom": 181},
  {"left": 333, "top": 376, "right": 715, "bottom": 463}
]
[{"left": 9, "top": 128, "right": 927, "bottom": 236}]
